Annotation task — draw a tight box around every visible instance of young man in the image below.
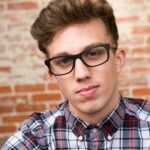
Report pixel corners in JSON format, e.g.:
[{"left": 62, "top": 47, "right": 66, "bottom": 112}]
[{"left": 2, "top": 0, "right": 150, "bottom": 149}]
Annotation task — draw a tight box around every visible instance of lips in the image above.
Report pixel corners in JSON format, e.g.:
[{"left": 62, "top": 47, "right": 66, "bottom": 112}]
[{"left": 76, "top": 85, "right": 99, "bottom": 97}]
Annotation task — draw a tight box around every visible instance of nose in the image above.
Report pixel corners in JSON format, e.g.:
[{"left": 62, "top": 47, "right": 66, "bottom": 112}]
[{"left": 74, "top": 59, "right": 91, "bottom": 82}]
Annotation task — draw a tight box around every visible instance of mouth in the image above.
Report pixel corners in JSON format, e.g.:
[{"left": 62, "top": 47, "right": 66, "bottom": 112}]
[{"left": 76, "top": 85, "right": 99, "bottom": 97}]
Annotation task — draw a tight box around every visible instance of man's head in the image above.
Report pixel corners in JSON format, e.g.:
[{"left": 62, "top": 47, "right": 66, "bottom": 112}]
[
  {"left": 31, "top": 0, "right": 125, "bottom": 124},
  {"left": 31, "top": 0, "right": 119, "bottom": 55}
]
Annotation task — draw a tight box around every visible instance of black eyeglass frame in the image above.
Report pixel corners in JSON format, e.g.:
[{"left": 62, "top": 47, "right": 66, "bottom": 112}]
[{"left": 44, "top": 43, "right": 116, "bottom": 76}]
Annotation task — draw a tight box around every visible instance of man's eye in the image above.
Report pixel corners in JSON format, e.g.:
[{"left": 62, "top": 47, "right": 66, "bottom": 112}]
[
  {"left": 54, "top": 57, "right": 72, "bottom": 66},
  {"left": 85, "top": 50, "right": 102, "bottom": 58},
  {"left": 85, "top": 47, "right": 106, "bottom": 58},
  {"left": 88, "top": 51, "right": 99, "bottom": 57}
]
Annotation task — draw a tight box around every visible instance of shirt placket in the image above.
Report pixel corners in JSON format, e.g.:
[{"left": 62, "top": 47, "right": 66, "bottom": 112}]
[{"left": 86, "top": 127, "right": 104, "bottom": 149}]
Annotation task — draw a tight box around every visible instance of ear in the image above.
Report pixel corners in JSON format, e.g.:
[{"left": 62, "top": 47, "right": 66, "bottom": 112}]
[{"left": 115, "top": 49, "right": 126, "bottom": 74}]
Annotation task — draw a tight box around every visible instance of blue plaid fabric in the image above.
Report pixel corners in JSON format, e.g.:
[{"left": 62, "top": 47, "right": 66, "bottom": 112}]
[{"left": 2, "top": 97, "right": 150, "bottom": 149}]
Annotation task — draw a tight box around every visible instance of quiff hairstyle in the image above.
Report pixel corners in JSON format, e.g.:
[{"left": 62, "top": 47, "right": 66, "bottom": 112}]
[{"left": 31, "top": 0, "right": 119, "bottom": 55}]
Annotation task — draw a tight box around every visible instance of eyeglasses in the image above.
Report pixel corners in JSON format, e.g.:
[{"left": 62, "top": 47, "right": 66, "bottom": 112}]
[{"left": 44, "top": 43, "right": 116, "bottom": 76}]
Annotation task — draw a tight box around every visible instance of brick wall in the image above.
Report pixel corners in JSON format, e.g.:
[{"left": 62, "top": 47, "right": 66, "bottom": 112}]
[{"left": 0, "top": 0, "right": 150, "bottom": 143}]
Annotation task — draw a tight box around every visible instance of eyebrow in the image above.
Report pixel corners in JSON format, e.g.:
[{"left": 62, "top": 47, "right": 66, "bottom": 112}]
[{"left": 51, "top": 42, "right": 104, "bottom": 58}]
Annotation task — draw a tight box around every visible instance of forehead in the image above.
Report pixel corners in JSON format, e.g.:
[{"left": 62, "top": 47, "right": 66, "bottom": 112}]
[{"left": 47, "top": 19, "right": 111, "bottom": 57}]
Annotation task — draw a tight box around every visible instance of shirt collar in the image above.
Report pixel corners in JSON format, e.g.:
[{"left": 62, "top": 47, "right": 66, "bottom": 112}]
[
  {"left": 100, "top": 97, "right": 126, "bottom": 137},
  {"left": 64, "top": 97, "right": 126, "bottom": 138}
]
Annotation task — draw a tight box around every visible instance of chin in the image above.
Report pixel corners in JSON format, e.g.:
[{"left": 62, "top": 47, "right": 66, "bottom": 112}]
[{"left": 81, "top": 105, "right": 103, "bottom": 115}]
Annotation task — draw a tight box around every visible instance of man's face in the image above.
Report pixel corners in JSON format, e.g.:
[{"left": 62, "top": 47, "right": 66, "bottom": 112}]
[{"left": 47, "top": 19, "right": 125, "bottom": 122}]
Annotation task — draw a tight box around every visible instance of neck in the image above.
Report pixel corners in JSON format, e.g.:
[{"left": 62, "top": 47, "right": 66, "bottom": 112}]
[
  {"left": 70, "top": 91, "right": 121, "bottom": 125},
  {"left": 82, "top": 96, "right": 119, "bottom": 125}
]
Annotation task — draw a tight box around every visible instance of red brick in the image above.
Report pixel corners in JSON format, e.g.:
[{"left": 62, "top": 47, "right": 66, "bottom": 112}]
[
  {"left": 0, "top": 86, "right": 12, "bottom": 94},
  {"left": 0, "top": 0, "right": 14, "bottom": 1},
  {"left": 125, "top": 58, "right": 149, "bottom": 65},
  {"left": 0, "top": 106, "right": 13, "bottom": 113},
  {"left": 0, "top": 24, "right": 6, "bottom": 32},
  {"left": 0, "top": 94, "right": 29, "bottom": 107},
  {"left": 131, "top": 67, "right": 150, "bottom": 74},
  {"left": 49, "top": 103, "right": 60, "bottom": 109},
  {"left": 132, "top": 26, "right": 150, "bottom": 34},
  {"left": 15, "top": 84, "right": 45, "bottom": 92},
  {"left": 16, "top": 104, "right": 46, "bottom": 112},
  {"left": 3, "top": 115, "right": 27, "bottom": 123},
  {"left": 133, "top": 88, "right": 150, "bottom": 96},
  {"left": 132, "top": 47, "right": 150, "bottom": 54},
  {"left": 119, "top": 35, "right": 144, "bottom": 46},
  {"left": 32, "top": 93, "right": 61, "bottom": 102},
  {"left": 117, "top": 16, "right": 139, "bottom": 23},
  {"left": 48, "top": 84, "right": 60, "bottom": 90},
  {"left": 0, "top": 43, "right": 6, "bottom": 53},
  {"left": 0, "top": 125, "right": 16, "bottom": 133},
  {"left": 0, "top": 95, "right": 28, "bottom": 102},
  {"left": 3, "top": 34, "right": 22, "bottom": 43},
  {"left": 119, "top": 78, "right": 148, "bottom": 87},
  {"left": 0, "top": 4, "right": 5, "bottom": 11},
  {"left": 148, "top": 36, "right": 150, "bottom": 44},
  {"left": 7, "top": 2, "right": 38, "bottom": 10},
  {"left": 0, "top": 67, "right": 11, "bottom": 73},
  {"left": 5, "top": 13, "right": 20, "bottom": 22},
  {"left": 148, "top": 16, "right": 150, "bottom": 22},
  {"left": 127, "top": 0, "right": 143, "bottom": 3},
  {"left": 7, "top": 22, "right": 25, "bottom": 31},
  {"left": 129, "top": 79, "right": 148, "bottom": 86}
]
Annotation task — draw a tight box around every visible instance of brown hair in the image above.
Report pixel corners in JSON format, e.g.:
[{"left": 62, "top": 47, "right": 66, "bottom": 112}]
[{"left": 31, "top": 0, "right": 119, "bottom": 55}]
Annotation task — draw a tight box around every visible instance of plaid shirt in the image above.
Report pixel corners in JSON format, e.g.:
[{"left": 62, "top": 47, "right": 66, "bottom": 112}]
[{"left": 2, "top": 97, "right": 150, "bottom": 150}]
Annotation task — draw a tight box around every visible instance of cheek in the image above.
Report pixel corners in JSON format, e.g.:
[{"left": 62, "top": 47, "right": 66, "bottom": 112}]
[
  {"left": 93, "top": 61, "right": 118, "bottom": 86},
  {"left": 55, "top": 78, "right": 74, "bottom": 97},
  {"left": 95, "top": 61, "right": 117, "bottom": 77}
]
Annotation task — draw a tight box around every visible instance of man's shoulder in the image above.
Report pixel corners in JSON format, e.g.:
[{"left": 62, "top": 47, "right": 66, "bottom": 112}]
[
  {"left": 2, "top": 101, "right": 67, "bottom": 149},
  {"left": 125, "top": 97, "right": 150, "bottom": 106},
  {"left": 123, "top": 97, "right": 150, "bottom": 122},
  {"left": 20, "top": 101, "right": 67, "bottom": 132}
]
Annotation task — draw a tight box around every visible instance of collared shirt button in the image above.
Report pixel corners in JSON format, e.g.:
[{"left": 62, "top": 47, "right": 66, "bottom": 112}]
[
  {"left": 78, "top": 136, "right": 83, "bottom": 141},
  {"left": 107, "top": 134, "right": 112, "bottom": 140},
  {"left": 93, "top": 128, "right": 97, "bottom": 133}
]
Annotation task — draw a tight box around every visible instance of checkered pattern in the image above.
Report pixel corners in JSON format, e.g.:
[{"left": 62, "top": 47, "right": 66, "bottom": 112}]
[{"left": 2, "top": 97, "right": 150, "bottom": 149}]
